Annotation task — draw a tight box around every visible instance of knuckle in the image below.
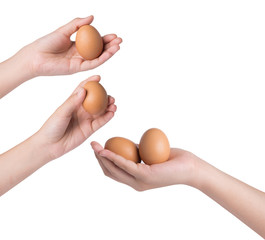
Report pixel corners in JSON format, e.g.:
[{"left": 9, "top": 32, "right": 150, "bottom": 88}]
[{"left": 73, "top": 17, "right": 82, "bottom": 22}]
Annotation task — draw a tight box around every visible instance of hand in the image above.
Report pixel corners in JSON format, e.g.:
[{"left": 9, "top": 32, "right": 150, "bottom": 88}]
[
  {"left": 37, "top": 75, "right": 117, "bottom": 161},
  {"left": 90, "top": 142, "right": 198, "bottom": 191},
  {"left": 25, "top": 16, "right": 122, "bottom": 77},
  {"left": 91, "top": 141, "right": 265, "bottom": 238}
]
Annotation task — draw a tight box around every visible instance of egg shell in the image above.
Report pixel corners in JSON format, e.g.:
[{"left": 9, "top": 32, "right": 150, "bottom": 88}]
[
  {"left": 75, "top": 25, "right": 103, "bottom": 60},
  {"left": 139, "top": 128, "right": 170, "bottom": 165},
  {"left": 82, "top": 81, "right": 108, "bottom": 116},
  {"left": 105, "top": 137, "right": 140, "bottom": 163}
]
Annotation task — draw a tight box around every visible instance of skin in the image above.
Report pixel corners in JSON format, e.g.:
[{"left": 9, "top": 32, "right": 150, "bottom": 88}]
[
  {"left": 0, "top": 15, "right": 122, "bottom": 98},
  {"left": 91, "top": 142, "right": 265, "bottom": 238},
  {"left": 0, "top": 15, "right": 121, "bottom": 195},
  {"left": 0, "top": 76, "right": 117, "bottom": 196}
]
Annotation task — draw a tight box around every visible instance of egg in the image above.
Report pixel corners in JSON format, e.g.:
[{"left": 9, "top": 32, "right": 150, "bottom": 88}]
[
  {"left": 75, "top": 25, "right": 103, "bottom": 60},
  {"left": 82, "top": 81, "right": 108, "bottom": 116},
  {"left": 105, "top": 137, "right": 140, "bottom": 163},
  {"left": 139, "top": 128, "right": 170, "bottom": 165}
]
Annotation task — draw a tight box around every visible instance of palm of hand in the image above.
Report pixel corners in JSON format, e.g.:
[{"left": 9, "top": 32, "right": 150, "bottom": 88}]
[
  {"left": 133, "top": 149, "right": 196, "bottom": 190},
  {"left": 43, "top": 106, "right": 94, "bottom": 160},
  {"left": 92, "top": 141, "right": 197, "bottom": 191},
  {"left": 57, "top": 109, "right": 94, "bottom": 151},
  {"left": 33, "top": 31, "right": 78, "bottom": 76},
  {"left": 30, "top": 16, "right": 122, "bottom": 77}
]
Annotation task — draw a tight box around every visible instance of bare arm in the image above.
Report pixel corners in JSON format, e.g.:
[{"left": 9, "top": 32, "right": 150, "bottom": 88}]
[
  {"left": 0, "top": 134, "right": 48, "bottom": 195},
  {"left": 0, "top": 16, "right": 122, "bottom": 98},
  {"left": 0, "top": 76, "right": 116, "bottom": 196},
  {"left": 0, "top": 47, "right": 34, "bottom": 98},
  {"left": 195, "top": 159, "right": 265, "bottom": 237},
  {"left": 91, "top": 143, "right": 265, "bottom": 238}
]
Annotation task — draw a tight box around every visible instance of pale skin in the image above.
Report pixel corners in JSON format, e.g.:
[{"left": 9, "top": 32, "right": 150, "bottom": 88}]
[
  {"left": 91, "top": 142, "right": 265, "bottom": 238},
  {"left": 1, "top": 13, "right": 263, "bottom": 239},
  {"left": 0, "top": 76, "right": 117, "bottom": 196},
  {"left": 0, "top": 15, "right": 121, "bottom": 195},
  {"left": 0, "top": 15, "right": 122, "bottom": 98}
]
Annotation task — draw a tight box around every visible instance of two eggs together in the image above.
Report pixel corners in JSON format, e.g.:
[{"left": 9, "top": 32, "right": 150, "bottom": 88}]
[{"left": 76, "top": 25, "right": 170, "bottom": 165}]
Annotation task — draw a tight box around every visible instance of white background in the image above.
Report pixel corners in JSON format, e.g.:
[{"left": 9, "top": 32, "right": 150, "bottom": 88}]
[{"left": 0, "top": 0, "right": 265, "bottom": 239}]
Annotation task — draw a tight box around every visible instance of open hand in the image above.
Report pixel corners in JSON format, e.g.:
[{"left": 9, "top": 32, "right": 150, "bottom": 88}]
[
  {"left": 26, "top": 16, "right": 122, "bottom": 77},
  {"left": 91, "top": 141, "right": 198, "bottom": 191}
]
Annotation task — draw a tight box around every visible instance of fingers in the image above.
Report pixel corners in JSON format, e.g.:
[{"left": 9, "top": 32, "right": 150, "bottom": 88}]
[
  {"left": 102, "top": 34, "right": 118, "bottom": 43},
  {"left": 91, "top": 141, "right": 104, "bottom": 152},
  {"left": 58, "top": 16, "right": 94, "bottom": 37},
  {"left": 81, "top": 45, "right": 120, "bottom": 71},
  {"left": 106, "top": 96, "right": 116, "bottom": 113},
  {"left": 91, "top": 142, "right": 112, "bottom": 177},
  {"left": 55, "top": 87, "right": 86, "bottom": 119},
  {"left": 99, "top": 156, "right": 136, "bottom": 186},
  {"left": 81, "top": 74, "right": 101, "bottom": 84},
  {"left": 95, "top": 152, "right": 114, "bottom": 180},
  {"left": 80, "top": 35, "right": 122, "bottom": 71},
  {"left": 92, "top": 111, "right": 115, "bottom": 132},
  {"left": 91, "top": 142, "right": 136, "bottom": 186},
  {"left": 72, "top": 75, "right": 101, "bottom": 94},
  {"left": 108, "top": 95, "right": 115, "bottom": 105},
  {"left": 91, "top": 97, "right": 117, "bottom": 132},
  {"left": 98, "top": 148, "right": 140, "bottom": 177},
  {"left": 103, "top": 36, "right": 123, "bottom": 50}
]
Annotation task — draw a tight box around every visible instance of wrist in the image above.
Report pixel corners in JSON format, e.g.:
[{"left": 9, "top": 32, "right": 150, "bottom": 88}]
[
  {"left": 28, "top": 132, "right": 53, "bottom": 165},
  {"left": 181, "top": 155, "right": 206, "bottom": 189},
  {"left": 13, "top": 45, "right": 37, "bottom": 81},
  {"left": 190, "top": 158, "right": 216, "bottom": 192},
  {"left": 0, "top": 46, "right": 36, "bottom": 98}
]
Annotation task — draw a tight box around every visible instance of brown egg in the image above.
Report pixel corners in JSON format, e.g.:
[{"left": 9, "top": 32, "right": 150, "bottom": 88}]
[
  {"left": 75, "top": 25, "right": 103, "bottom": 60},
  {"left": 82, "top": 81, "right": 108, "bottom": 116},
  {"left": 105, "top": 137, "right": 140, "bottom": 163},
  {"left": 139, "top": 128, "right": 170, "bottom": 165}
]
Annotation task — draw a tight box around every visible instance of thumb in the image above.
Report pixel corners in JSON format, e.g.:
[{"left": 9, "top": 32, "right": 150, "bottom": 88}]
[
  {"left": 55, "top": 87, "right": 86, "bottom": 118},
  {"left": 58, "top": 16, "right": 94, "bottom": 37}
]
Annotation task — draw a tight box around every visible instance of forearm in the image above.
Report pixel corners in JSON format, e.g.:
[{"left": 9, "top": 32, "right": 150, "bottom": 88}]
[
  {"left": 0, "top": 133, "right": 50, "bottom": 196},
  {"left": 0, "top": 46, "right": 34, "bottom": 98},
  {"left": 193, "top": 159, "right": 265, "bottom": 238}
]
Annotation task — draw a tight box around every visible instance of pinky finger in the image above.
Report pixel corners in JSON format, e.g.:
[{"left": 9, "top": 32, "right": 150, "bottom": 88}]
[
  {"left": 106, "top": 103, "right": 117, "bottom": 113},
  {"left": 108, "top": 95, "right": 115, "bottom": 105}
]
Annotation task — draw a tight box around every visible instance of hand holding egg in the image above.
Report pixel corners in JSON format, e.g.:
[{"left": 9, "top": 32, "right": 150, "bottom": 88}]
[
  {"left": 28, "top": 16, "right": 122, "bottom": 77},
  {"left": 91, "top": 136, "right": 197, "bottom": 191},
  {"left": 38, "top": 75, "right": 116, "bottom": 160}
]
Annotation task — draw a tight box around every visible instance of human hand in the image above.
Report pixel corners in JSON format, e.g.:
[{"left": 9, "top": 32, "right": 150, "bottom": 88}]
[
  {"left": 91, "top": 142, "right": 199, "bottom": 191},
  {"left": 25, "top": 16, "right": 122, "bottom": 77},
  {"left": 37, "top": 75, "right": 116, "bottom": 161}
]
